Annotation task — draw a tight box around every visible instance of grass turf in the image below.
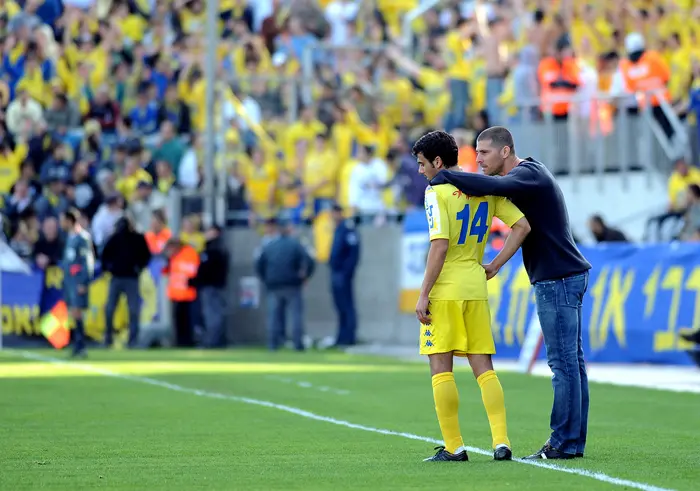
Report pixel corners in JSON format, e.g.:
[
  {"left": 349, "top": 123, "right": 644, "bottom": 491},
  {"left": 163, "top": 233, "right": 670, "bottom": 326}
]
[{"left": 0, "top": 349, "right": 697, "bottom": 490}]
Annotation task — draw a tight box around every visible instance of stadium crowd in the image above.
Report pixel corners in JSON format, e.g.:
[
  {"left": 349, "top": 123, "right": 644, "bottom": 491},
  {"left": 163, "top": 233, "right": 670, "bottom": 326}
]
[{"left": 4, "top": 0, "right": 700, "bottom": 267}]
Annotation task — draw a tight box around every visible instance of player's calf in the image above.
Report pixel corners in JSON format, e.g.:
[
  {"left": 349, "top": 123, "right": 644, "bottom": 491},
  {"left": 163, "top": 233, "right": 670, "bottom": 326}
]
[{"left": 468, "top": 354, "right": 512, "bottom": 459}]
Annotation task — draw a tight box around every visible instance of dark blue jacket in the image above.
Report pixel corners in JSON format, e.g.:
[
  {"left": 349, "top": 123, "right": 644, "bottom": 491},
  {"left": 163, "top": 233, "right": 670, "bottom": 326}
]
[
  {"left": 329, "top": 220, "right": 360, "bottom": 277},
  {"left": 255, "top": 234, "right": 315, "bottom": 289},
  {"left": 430, "top": 158, "right": 591, "bottom": 284}
]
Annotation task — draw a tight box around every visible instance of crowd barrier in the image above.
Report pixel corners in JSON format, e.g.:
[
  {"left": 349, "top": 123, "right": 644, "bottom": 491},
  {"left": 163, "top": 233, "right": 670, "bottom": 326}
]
[
  {"left": 401, "top": 210, "right": 700, "bottom": 366},
  {"left": 1, "top": 259, "right": 165, "bottom": 347}
]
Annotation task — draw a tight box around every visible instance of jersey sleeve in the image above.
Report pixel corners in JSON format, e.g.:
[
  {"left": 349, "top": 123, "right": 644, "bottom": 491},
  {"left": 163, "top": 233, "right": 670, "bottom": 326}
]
[
  {"left": 493, "top": 196, "right": 525, "bottom": 228},
  {"left": 425, "top": 187, "right": 449, "bottom": 240}
]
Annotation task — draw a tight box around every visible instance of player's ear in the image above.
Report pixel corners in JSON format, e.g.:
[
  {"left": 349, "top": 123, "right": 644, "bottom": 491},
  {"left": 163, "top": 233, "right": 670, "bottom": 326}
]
[
  {"left": 433, "top": 156, "right": 442, "bottom": 169},
  {"left": 501, "top": 145, "right": 511, "bottom": 159}
]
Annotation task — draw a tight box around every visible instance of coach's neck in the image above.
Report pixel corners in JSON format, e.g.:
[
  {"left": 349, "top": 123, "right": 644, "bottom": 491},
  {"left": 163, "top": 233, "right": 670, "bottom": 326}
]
[{"left": 501, "top": 155, "right": 522, "bottom": 176}]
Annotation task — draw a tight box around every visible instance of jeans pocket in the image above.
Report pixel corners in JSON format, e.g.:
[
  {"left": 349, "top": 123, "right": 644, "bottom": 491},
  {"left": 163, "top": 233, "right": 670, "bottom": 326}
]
[
  {"left": 563, "top": 273, "right": 588, "bottom": 308},
  {"left": 534, "top": 282, "right": 557, "bottom": 313}
]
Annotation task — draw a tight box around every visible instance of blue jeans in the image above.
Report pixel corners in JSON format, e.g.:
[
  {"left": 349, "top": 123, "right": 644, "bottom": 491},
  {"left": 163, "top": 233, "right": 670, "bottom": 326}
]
[
  {"left": 534, "top": 271, "right": 590, "bottom": 455},
  {"left": 104, "top": 277, "right": 141, "bottom": 347},
  {"left": 266, "top": 287, "right": 304, "bottom": 350},
  {"left": 486, "top": 77, "right": 505, "bottom": 126},
  {"left": 444, "top": 79, "right": 469, "bottom": 131},
  {"left": 200, "top": 286, "right": 227, "bottom": 348}
]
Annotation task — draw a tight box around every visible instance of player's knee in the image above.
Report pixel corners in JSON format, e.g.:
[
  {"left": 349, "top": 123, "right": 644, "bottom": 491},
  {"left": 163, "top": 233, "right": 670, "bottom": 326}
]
[
  {"left": 428, "top": 352, "right": 454, "bottom": 376},
  {"left": 466, "top": 354, "right": 494, "bottom": 379}
]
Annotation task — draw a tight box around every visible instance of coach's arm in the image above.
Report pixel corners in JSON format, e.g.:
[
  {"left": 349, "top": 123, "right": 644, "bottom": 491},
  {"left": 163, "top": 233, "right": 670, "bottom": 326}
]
[
  {"left": 429, "top": 163, "right": 540, "bottom": 198},
  {"left": 484, "top": 216, "right": 531, "bottom": 280},
  {"left": 416, "top": 238, "right": 448, "bottom": 325}
]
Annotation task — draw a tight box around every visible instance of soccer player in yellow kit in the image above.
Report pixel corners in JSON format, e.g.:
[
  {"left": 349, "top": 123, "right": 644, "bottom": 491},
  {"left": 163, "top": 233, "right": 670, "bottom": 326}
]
[{"left": 413, "top": 131, "right": 531, "bottom": 462}]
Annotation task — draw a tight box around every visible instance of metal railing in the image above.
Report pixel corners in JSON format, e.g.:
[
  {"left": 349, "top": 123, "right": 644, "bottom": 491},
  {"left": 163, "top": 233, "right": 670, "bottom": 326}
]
[{"left": 496, "top": 90, "right": 688, "bottom": 186}]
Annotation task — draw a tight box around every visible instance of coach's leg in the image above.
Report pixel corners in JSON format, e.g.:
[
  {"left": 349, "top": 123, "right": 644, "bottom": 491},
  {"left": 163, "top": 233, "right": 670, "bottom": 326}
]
[
  {"left": 573, "top": 273, "right": 590, "bottom": 456},
  {"left": 534, "top": 279, "right": 580, "bottom": 456},
  {"left": 468, "top": 354, "right": 510, "bottom": 450},
  {"left": 428, "top": 353, "right": 464, "bottom": 455}
]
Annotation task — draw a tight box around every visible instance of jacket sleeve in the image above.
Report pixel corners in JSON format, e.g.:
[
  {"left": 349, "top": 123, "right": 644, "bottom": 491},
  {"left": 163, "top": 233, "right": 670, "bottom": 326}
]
[
  {"left": 301, "top": 243, "right": 316, "bottom": 279},
  {"left": 430, "top": 164, "right": 540, "bottom": 198},
  {"left": 101, "top": 235, "right": 114, "bottom": 269},
  {"left": 254, "top": 247, "right": 266, "bottom": 279},
  {"left": 137, "top": 234, "right": 152, "bottom": 270}
]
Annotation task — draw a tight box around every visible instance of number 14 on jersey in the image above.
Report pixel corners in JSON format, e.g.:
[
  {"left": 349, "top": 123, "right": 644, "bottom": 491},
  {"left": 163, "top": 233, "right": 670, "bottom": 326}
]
[{"left": 456, "top": 201, "right": 489, "bottom": 244}]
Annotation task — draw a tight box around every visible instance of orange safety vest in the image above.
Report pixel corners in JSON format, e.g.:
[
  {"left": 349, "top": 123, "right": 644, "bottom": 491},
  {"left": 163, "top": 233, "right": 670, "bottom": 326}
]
[
  {"left": 145, "top": 228, "right": 172, "bottom": 255},
  {"left": 165, "top": 245, "right": 200, "bottom": 302},
  {"left": 619, "top": 50, "right": 670, "bottom": 108},
  {"left": 537, "top": 57, "right": 580, "bottom": 116},
  {"left": 458, "top": 145, "right": 477, "bottom": 173}
]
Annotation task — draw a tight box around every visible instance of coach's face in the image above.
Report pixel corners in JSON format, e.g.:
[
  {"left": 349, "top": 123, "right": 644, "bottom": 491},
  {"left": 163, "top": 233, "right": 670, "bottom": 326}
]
[
  {"left": 416, "top": 152, "right": 441, "bottom": 180},
  {"left": 476, "top": 138, "right": 508, "bottom": 176}
]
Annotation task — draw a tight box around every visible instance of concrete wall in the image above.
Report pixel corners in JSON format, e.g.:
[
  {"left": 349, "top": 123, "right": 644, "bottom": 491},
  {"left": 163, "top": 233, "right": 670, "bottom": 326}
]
[
  {"left": 222, "top": 170, "right": 667, "bottom": 347},
  {"left": 224, "top": 224, "right": 415, "bottom": 347}
]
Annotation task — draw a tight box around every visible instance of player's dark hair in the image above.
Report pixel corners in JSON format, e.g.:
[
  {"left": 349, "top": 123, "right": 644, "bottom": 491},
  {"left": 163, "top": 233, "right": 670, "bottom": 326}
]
[
  {"left": 64, "top": 208, "right": 81, "bottom": 225},
  {"left": 411, "top": 130, "right": 459, "bottom": 168},
  {"left": 477, "top": 126, "right": 516, "bottom": 153}
]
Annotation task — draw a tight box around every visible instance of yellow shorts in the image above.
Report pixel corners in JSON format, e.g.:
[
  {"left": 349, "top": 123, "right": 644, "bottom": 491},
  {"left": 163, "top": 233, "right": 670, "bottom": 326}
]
[{"left": 419, "top": 300, "right": 495, "bottom": 357}]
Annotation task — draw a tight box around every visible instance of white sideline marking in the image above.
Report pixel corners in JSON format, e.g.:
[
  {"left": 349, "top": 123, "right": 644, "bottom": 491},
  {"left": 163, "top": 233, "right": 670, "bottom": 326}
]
[
  {"left": 266, "top": 375, "right": 350, "bottom": 396},
  {"left": 12, "top": 351, "right": 674, "bottom": 491}
]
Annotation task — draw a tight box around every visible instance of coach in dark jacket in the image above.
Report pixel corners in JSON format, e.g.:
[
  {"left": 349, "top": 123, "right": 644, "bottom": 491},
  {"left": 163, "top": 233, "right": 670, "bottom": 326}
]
[
  {"left": 191, "top": 225, "right": 230, "bottom": 348},
  {"left": 102, "top": 216, "right": 152, "bottom": 348},
  {"left": 255, "top": 217, "right": 315, "bottom": 351}
]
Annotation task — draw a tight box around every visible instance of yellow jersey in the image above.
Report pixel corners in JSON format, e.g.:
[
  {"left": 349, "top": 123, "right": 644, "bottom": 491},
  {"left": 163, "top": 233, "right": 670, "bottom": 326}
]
[
  {"left": 425, "top": 183, "right": 524, "bottom": 301},
  {"left": 668, "top": 167, "right": 700, "bottom": 210}
]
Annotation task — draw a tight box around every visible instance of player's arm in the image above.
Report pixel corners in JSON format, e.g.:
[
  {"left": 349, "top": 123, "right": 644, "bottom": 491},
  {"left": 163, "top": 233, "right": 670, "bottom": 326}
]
[
  {"left": 485, "top": 198, "right": 531, "bottom": 279},
  {"left": 429, "top": 164, "right": 540, "bottom": 198},
  {"left": 417, "top": 189, "right": 449, "bottom": 324},
  {"left": 418, "top": 239, "right": 448, "bottom": 303}
]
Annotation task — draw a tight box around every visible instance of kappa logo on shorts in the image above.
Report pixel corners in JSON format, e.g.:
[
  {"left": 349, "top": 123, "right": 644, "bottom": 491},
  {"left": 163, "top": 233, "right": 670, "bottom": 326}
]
[
  {"left": 424, "top": 340, "right": 434, "bottom": 348},
  {"left": 423, "top": 329, "right": 432, "bottom": 337}
]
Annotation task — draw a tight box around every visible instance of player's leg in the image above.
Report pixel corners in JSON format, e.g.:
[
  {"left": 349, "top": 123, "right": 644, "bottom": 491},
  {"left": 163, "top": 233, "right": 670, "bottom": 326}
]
[
  {"left": 464, "top": 301, "right": 511, "bottom": 460},
  {"left": 70, "top": 306, "right": 86, "bottom": 358},
  {"left": 420, "top": 301, "right": 468, "bottom": 462}
]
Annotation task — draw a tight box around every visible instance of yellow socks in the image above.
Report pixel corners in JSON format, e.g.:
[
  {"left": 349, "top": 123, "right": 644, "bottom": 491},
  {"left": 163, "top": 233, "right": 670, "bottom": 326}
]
[
  {"left": 432, "top": 372, "right": 464, "bottom": 454},
  {"left": 477, "top": 370, "right": 510, "bottom": 449}
]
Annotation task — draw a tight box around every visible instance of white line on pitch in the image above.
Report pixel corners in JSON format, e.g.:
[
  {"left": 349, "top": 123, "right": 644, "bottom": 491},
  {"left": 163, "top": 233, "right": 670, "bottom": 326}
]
[
  {"left": 265, "top": 375, "right": 350, "bottom": 395},
  {"left": 11, "top": 351, "right": 675, "bottom": 491}
]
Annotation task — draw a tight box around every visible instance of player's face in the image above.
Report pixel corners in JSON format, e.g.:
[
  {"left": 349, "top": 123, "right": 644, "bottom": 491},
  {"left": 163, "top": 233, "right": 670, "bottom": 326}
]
[
  {"left": 475, "top": 139, "right": 506, "bottom": 176},
  {"left": 416, "top": 152, "right": 439, "bottom": 180}
]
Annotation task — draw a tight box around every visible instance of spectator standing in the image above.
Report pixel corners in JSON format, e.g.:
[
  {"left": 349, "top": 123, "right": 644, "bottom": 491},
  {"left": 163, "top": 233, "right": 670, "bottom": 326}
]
[
  {"left": 5, "top": 84, "right": 44, "bottom": 143},
  {"left": 91, "top": 193, "right": 124, "bottom": 250},
  {"left": 680, "top": 185, "right": 700, "bottom": 242},
  {"left": 33, "top": 215, "right": 64, "bottom": 270},
  {"left": 162, "top": 238, "right": 201, "bottom": 347},
  {"left": 191, "top": 225, "right": 230, "bottom": 348},
  {"left": 588, "top": 215, "right": 629, "bottom": 243},
  {"left": 255, "top": 217, "right": 315, "bottom": 351},
  {"left": 129, "top": 181, "right": 168, "bottom": 234},
  {"left": 328, "top": 204, "right": 360, "bottom": 347},
  {"left": 101, "top": 216, "right": 152, "bottom": 348}
]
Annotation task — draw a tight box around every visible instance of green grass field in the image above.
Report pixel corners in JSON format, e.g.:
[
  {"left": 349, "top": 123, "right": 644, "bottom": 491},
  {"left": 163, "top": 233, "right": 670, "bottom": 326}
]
[{"left": 1, "top": 349, "right": 697, "bottom": 491}]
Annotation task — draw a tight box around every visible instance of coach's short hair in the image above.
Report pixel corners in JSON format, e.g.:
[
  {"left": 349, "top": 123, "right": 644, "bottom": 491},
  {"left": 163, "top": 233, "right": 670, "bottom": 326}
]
[
  {"left": 411, "top": 130, "right": 459, "bottom": 168},
  {"left": 477, "top": 126, "right": 515, "bottom": 153}
]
